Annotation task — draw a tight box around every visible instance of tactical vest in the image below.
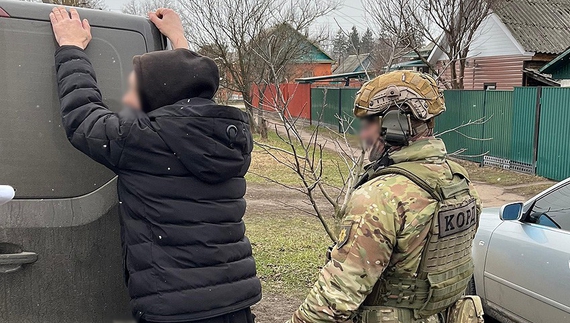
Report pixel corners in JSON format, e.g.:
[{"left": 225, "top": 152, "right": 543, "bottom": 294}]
[{"left": 362, "top": 160, "right": 478, "bottom": 319}]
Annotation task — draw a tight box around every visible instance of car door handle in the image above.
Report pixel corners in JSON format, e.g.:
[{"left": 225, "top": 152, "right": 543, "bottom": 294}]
[{"left": 0, "top": 252, "right": 38, "bottom": 274}]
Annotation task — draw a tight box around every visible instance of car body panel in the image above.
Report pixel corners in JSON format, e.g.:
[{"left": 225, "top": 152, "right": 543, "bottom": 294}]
[
  {"left": 485, "top": 221, "right": 570, "bottom": 323},
  {"left": 472, "top": 179, "right": 570, "bottom": 323},
  {"left": 0, "top": 1, "right": 165, "bottom": 322},
  {"left": 471, "top": 208, "right": 502, "bottom": 297}
]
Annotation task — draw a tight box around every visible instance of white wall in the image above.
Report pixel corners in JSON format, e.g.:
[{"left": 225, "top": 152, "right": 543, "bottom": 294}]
[{"left": 432, "top": 13, "right": 533, "bottom": 61}]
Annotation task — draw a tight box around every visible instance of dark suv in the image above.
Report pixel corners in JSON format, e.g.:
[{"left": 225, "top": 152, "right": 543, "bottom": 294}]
[{"left": 0, "top": 1, "right": 166, "bottom": 322}]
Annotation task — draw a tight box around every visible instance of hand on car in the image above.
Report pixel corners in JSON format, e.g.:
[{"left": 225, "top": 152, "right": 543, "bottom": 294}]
[
  {"left": 49, "top": 7, "right": 92, "bottom": 50},
  {"left": 148, "top": 8, "right": 189, "bottom": 50}
]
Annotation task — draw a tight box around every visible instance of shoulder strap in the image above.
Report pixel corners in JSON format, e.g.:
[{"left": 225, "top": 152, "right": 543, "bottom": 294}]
[
  {"left": 372, "top": 161, "right": 472, "bottom": 202},
  {"left": 372, "top": 162, "right": 443, "bottom": 201}
]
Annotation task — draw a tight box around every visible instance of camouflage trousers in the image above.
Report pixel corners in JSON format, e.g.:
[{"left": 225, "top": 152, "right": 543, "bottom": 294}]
[{"left": 354, "top": 306, "right": 442, "bottom": 323}]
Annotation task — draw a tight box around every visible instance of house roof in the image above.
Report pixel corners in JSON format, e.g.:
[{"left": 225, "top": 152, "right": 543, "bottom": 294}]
[
  {"left": 523, "top": 68, "right": 561, "bottom": 86},
  {"left": 295, "top": 71, "right": 368, "bottom": 84},
  {"left": 263, "top": 24, "right": 335, "bottom": 64},
  {"left": 333, "top": 54, "right": 372, "bottom": 74},
  {"left": 540, "top": 47, "right": 570, "bottom": 73},
  {"left": 494, "top": 0, "right": 570, "bottom": 54},
  {"left": 281, "top": 24, "right": 334, "bottom": 64},
  {"left": 402, "top": 42, "right": 436, "bottom": 59},
  {"left": 389, "top": 60, "right": 428, "bottom": 71}
]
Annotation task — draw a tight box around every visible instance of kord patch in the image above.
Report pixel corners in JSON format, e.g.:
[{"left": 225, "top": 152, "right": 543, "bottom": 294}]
[{"left": 438, "top": 199, "right": 478, "bottom": 238}]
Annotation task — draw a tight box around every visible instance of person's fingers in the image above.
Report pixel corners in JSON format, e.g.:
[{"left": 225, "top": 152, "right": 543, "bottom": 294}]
[
  {"left": 70, "top": 8, "right": 80, "bottom": 21},
  {"left": 52, "top": 7, "right": 63, "bottom": 22},
  {"left": 148, "top": 12, "right": 162, "bottom": 26},
  {"left": 49, "top": 12, "right": 57, "bottom": 24},
  {"left": 82, "top": 19, "right": 91, "bottom": 33},
  {"left": 58, "top": 7, "right": 70, "bottom": 20},
  {"left": 155, "top": 8, "right": 165, "bottom": 17}
]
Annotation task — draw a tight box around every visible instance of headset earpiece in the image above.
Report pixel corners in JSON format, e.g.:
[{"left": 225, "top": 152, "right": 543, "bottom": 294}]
[{"left": 380, "top": 110, "right": 411, "bottom": 147}]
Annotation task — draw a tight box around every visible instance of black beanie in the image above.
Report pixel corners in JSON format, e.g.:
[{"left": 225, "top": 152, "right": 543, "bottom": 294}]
[{"left": 132, "top": 49, "right": 220, "bottom": 113}]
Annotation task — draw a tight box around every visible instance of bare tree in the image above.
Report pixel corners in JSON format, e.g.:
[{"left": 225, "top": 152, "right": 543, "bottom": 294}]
[
  {"left": 363, "top": 0, "right": 423, "bottom": 73},
  {"left": 407, "top": 0, "right": 499, "bottom": 89},
  {"left": 250, "top": 27, "right": 371, "bottom": 240},
  {"left": 364, "top": 0, "right": 499, "bottom": 88},
  {"left": 178, "top": 0, "right": 339, "bottom": 134},
  {"left": 122, "top": 0, "right": 177, "bottom": 16},
  {"left": 255, "top": 85, "right": 366, "bottom": 241}
]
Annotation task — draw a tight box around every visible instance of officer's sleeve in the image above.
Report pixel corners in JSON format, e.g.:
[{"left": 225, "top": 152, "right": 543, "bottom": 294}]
[{"left": 290, "top": 178, "right": 404, "bottom": 323}]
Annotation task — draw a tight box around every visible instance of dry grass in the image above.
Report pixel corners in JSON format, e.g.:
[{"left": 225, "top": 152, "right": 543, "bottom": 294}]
[
  {"left": 245, "top": 210, "right": 330, "bottom": 297},
  {"left": 246, "top": 131, "right": 350, "bottom": 188},
  {"left": 452, "top": 158, "right": 551, "bottom": 186}
]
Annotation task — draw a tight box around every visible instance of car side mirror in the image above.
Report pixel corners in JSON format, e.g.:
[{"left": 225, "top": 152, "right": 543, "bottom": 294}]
[
  {"left": 500, "top": 202, "right": 524, "bottom": 221},
  {"left": 0, "top": 185, "right": 15, "bottom": 206}
]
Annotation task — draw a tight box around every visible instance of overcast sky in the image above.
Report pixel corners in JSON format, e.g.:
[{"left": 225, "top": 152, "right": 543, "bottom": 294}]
[{"left": 104, "top": 0, "right": 367, "bottom": 33}]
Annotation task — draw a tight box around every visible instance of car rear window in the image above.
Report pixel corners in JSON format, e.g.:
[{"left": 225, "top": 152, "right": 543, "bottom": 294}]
[{"left": 0, "top": 18, "right": 147, "bottom": 198}]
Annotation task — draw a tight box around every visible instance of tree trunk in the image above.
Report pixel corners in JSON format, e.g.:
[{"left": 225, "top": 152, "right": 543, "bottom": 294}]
[
  {"left": 458, "top": 58, "right": 467, "bottom": 90},
  {"left": 450, "top": 60, "right": 460, "bottom": 89},
  {"left": 242, "top": 92, "right": 258, "bottom": 134},
  {"left": 256, "top": 86, "right": 268, "bottom": 140}
]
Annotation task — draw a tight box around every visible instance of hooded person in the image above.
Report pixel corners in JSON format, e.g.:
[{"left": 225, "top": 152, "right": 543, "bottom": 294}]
[{"left": 49, "top": 7, "right": 261, "bottom": 323}]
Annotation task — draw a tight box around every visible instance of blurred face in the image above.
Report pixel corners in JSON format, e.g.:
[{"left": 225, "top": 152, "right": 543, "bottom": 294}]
[
  {"left": 359, "top": 117, "right": 385, "bottom": 162},
  {"left": 122, "top": 71, "right": 142, "bottom": 111}
]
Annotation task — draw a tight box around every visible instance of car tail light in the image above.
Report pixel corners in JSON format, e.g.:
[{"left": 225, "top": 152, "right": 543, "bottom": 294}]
[{"left": 0, "top": 8, "right": 9, "bottom": 18}]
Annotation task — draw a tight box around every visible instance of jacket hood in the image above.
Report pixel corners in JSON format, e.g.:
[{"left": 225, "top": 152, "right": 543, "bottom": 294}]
[
  {"left": 133, "top": 49, "right": 220, "bottom": 113},
  {"left": 148, "top": 98, "right": 252, "bottom": 184}
]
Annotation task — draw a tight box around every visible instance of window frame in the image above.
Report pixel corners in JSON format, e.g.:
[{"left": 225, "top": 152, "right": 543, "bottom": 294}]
[{"left": 522, "top": 182, "right": 570, "bottom": 232}]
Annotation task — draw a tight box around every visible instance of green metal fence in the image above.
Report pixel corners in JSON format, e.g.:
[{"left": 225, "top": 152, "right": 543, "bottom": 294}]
[
  {"left": 537, "top": 87, "right": 570, "bottom": 180},
  {"left": 436, "top": 90, "right": 539, "bottom": 166},
  {"left": 311, "top": 88, "right": 339, "bottom": 128},
  {"left": 311, "top": 87, "right": 359, "bottom": 134},
  {"left": 481, "top": 91, "right": 514, "bottom": 161},
  {"left": 511, "top": 87, "right": 539, "bottom": 165},
  {"left": 435, "top": 90, "right": 487, "bottom": 162},
  {"left": 309, "top": 86, "right": 570, "bottom": 181}
]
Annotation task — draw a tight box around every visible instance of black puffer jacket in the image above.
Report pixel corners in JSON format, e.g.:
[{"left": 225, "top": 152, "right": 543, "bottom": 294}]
[{"left": 55, "top": 46, "right": 261, "bottom": 322}]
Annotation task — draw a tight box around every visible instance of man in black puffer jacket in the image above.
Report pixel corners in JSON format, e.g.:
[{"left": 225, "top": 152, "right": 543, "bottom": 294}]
[{"left": 49, "top": 7, "right": 261, "bottom": 323}]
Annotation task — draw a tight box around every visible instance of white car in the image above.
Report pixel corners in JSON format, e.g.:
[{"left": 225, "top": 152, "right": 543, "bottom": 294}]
[{"left": 471, "top": 179, "right": 570, "bottom": 323}]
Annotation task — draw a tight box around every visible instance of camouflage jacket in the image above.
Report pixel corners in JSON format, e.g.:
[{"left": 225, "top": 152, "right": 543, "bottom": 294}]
[{"left": 290, "top": 138, "right": 481, "bottom": 323}]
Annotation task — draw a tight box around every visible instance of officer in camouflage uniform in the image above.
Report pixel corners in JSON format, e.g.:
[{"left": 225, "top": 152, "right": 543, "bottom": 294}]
[{"left": 289, "top": 71, "right": 483, "bottom": 323}]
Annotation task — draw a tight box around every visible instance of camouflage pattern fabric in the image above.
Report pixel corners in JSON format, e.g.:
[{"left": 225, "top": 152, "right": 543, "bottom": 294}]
[
  {"left": 289, "top": 138, "right": 481, "bottom": 323},
  {"left": 447, "top": 296, "right": 484, "bottom": 323}
]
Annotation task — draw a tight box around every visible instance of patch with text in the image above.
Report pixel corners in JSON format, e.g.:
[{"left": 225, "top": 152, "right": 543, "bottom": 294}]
[{"left": 438, "top": 199, "right": 477, "bottom": 238}]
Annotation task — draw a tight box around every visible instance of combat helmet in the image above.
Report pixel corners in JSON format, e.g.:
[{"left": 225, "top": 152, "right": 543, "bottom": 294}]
[{"left": 354, "top": 70, "right": 445, "bottom": 126}]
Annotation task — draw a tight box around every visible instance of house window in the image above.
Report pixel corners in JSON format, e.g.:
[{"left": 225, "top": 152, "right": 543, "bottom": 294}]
[{"left": 484, "top": 83, "right": 497, "bottom": 90}]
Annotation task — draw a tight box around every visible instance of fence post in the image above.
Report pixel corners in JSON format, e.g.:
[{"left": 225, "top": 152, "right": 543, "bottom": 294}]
[
  {"left": 309, "top": 85, "right": 313, "bottom": 126},
  {"left": 480, "top": 90, "right": 488, "bottom": 164},
  {"left": 532, "top": 86, "right": 542, "bottom": 171},
  {"left": 338, "top": 88, "right": 342, "bottom": 133}
]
